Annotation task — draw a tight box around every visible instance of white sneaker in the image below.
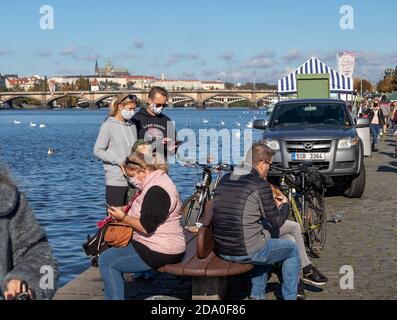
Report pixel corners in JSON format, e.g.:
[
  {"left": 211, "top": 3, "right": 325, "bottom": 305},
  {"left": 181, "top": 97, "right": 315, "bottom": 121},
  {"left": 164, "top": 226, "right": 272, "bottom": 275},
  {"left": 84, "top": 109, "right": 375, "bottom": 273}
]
[{"left": 394, "top": 130, "right": 397, "bottom": 136}]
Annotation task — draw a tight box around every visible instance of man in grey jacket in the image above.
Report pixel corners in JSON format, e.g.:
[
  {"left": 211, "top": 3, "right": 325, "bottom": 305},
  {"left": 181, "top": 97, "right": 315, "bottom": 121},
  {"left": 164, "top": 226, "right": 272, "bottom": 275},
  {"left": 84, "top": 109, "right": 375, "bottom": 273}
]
[{"left": 0, "top": 164, "right": 59, "bottom": 300}]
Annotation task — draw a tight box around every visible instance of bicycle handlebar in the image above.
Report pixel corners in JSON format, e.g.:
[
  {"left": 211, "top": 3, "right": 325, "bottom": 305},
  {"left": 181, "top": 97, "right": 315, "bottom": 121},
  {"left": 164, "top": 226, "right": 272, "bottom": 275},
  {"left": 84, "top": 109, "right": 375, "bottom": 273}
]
[{"left": 184, "top": 161, "right": 233, "bottom": 172}]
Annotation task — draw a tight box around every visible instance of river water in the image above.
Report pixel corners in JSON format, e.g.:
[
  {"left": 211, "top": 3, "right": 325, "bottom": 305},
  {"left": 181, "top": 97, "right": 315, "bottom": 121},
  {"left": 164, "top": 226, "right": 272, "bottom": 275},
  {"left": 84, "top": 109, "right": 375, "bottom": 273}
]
[{"left": 0, "top": 108, "right": 267, "bottom": 286}]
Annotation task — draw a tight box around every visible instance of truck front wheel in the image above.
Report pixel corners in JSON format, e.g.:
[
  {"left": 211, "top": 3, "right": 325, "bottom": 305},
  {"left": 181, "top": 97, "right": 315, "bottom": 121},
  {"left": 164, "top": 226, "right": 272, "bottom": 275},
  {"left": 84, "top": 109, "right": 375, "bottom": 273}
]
[{"left": 343, "top": 165, "right": 366, "bottom": 198}]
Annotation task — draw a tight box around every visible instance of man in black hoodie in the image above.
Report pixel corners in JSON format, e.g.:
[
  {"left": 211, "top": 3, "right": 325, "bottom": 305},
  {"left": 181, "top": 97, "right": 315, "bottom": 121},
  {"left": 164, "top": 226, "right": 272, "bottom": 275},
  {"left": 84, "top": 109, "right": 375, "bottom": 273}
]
[{"left": 132, "top": 87, "right": 178, "bottom": 160}]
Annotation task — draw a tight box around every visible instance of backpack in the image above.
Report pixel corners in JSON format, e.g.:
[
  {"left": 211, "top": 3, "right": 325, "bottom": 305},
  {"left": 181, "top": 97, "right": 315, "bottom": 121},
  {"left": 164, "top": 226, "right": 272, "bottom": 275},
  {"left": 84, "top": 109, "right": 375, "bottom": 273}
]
[{"left": 82, "top": 224, "right": 111, "bottom": 267}]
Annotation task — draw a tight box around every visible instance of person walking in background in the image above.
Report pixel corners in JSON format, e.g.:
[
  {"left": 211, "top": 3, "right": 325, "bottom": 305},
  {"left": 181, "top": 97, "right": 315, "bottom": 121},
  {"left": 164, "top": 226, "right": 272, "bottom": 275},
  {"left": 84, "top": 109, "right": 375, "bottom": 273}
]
[
  {"left": 364, "top": 101, "right": 385, "bottom": 152},
  {"left": 1, "top": 163, "right": 59, "bottom": 300},
  {"left": 94, "top": 93, "right": 138, "bottom": 206},
  {"left": 379, "top": 95, "right": 391, "bottom": 139},
  {"left": 132, "top": 87, "right": 178, "bottom": 160},
  {"left": 392, "top": 104, "right": 397, "bottom": 158}
]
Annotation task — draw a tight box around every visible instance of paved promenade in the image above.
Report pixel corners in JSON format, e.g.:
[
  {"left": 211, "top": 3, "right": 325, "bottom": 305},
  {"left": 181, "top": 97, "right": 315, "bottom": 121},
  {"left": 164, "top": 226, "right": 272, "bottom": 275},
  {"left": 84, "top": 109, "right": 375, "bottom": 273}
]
[{"left": 55, "top": 130, "right": 397, "bottom": 300}]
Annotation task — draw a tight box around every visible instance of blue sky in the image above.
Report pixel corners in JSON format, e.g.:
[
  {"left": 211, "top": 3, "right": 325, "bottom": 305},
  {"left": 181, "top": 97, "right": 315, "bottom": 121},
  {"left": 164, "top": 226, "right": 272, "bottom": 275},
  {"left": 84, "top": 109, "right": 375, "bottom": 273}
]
[{"left": 0, "top": 0, "right": 396, "bottom": 83}]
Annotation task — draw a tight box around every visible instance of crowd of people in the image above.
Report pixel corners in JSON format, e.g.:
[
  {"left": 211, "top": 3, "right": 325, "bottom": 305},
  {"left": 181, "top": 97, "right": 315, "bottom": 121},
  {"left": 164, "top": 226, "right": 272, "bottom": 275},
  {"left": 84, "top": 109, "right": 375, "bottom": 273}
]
[
  {"left": 4, "top": 88, "right": 396, "bottom": 301},
  {"left": 358, "top": 96, "right": 397, "bottom": 156}
]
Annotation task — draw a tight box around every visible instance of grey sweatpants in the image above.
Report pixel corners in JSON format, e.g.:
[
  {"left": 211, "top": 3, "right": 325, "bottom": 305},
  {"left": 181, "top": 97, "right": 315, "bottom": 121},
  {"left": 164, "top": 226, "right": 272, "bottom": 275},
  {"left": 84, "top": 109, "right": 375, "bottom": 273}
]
[{"left": 278, "top": 220, "right": 311, "bottom": 269}]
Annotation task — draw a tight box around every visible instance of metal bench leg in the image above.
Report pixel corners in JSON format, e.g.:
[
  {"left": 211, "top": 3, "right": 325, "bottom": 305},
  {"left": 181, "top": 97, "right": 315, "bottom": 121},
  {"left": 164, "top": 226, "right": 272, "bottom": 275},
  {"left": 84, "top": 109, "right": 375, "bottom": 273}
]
[{"left": 191, "top": 277, "right": 226, "bottom": 300}]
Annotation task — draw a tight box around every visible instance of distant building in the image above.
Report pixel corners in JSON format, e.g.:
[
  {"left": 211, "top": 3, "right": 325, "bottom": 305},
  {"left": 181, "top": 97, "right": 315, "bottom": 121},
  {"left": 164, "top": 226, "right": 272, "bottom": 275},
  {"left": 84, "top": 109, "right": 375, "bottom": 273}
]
[
  {"left": 90, "top": 78, "right": 99, "bottom": 91},
  {"left": 5, "top": 76, "right": 40, "bottom": 91},
  {"left": 202, "top": 81, "right": 225, "bottom": 90},
  {"left": 95, "top": 59, "right": 130, "bottom": 77}
]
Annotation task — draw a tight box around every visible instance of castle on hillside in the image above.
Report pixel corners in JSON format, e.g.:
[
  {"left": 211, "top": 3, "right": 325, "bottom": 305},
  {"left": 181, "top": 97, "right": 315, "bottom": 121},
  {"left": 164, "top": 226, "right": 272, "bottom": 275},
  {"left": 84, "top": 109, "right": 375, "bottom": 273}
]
[{"left": 95, "top": 59, "right": 130, "bottom": 77}]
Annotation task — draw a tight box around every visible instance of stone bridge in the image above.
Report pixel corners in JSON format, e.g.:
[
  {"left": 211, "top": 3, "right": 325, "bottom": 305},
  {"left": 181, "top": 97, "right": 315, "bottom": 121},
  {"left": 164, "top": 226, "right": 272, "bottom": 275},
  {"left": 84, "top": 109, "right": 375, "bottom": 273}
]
[{"left": 0, "top": 89, "right": 276, "bottom": 109}]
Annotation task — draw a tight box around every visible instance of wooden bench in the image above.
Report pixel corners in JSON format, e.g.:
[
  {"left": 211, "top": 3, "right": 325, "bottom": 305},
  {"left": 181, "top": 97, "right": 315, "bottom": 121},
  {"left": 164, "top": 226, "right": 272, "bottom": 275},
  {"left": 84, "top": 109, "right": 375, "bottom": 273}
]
[{"left": 159, "top": 200, "right": 253, "bottom": 300}]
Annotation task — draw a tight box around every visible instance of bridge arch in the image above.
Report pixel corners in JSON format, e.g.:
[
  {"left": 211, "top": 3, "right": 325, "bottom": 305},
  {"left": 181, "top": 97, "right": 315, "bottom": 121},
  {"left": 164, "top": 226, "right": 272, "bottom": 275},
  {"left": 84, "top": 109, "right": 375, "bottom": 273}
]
[
  {"left": 169, "top": 93, "right": 197, "bottom": 106},
  {"left": 203, "top": 93, "right": 251, "bottom": 106},
  {"left": 0, "top": 95, "right": 42, "bottom": 107}
]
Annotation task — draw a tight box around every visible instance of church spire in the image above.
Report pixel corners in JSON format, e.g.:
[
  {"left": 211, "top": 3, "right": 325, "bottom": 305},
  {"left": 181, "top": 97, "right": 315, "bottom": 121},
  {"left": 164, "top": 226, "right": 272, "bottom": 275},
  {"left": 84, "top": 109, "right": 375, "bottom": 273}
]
[{"left": 95, "top": 59, "right": 99, "bottom": 75}]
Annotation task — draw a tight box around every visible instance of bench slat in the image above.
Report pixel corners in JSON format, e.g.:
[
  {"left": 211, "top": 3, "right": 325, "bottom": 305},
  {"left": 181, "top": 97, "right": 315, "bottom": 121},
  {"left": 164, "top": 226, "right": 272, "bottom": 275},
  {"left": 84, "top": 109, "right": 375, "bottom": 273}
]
[
  {"left": 183, "top": 252, "right": 217, "bottom": 277},
  {"left": 159, "top": 235, "right": 197, "bottom": 275}
]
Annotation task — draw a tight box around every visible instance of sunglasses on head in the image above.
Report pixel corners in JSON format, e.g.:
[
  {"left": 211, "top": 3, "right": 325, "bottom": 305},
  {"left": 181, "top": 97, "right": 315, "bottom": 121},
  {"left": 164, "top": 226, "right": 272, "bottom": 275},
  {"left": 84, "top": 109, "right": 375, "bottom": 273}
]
[
  {"left": 120, "top": 94, "right": 137, "bottom": 103},
  {"left": 125, "top": 157, "right": 143, "bottom": 167}
]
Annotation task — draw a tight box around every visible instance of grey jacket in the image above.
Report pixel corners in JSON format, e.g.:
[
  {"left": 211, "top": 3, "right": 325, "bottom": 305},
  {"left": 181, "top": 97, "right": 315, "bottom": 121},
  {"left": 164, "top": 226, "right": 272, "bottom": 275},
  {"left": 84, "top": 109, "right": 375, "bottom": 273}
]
[
  {"left": 94, "top": 117, "right": 137, "bottom": 187},
  {"left": 0, "top": 177, "right": 59, "bottom": 299}
]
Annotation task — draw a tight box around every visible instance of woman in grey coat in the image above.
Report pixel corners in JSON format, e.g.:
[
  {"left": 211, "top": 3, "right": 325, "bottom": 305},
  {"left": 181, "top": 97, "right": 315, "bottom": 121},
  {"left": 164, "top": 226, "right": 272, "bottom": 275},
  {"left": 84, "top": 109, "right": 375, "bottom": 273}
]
[
  {"left": 94, "top": 93, "right": 138, "bottom": 206},
  {"left": 0, "top": 163, "right": 59, "bottom": 300}
]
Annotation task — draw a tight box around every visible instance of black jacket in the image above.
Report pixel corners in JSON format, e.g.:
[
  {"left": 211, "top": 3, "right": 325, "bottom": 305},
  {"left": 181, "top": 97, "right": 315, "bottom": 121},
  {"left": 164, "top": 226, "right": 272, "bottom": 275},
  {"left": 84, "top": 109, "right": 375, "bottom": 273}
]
[
  {"left": 212, "top": 167, "right": 289, "bottom": 257},
  {"left": 364, "top": 107, "right": 385, "bottom": 126}
]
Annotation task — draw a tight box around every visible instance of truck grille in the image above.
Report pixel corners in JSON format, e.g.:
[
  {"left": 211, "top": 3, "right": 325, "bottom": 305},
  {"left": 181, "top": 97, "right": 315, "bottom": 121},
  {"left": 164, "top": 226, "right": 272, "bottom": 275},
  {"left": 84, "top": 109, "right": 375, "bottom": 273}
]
[
  {"left": 288, "top": 161, "right": 330, "bottom": 171},
  {"left": 286, "top": 140, "right": 332, "bottom": 153}
]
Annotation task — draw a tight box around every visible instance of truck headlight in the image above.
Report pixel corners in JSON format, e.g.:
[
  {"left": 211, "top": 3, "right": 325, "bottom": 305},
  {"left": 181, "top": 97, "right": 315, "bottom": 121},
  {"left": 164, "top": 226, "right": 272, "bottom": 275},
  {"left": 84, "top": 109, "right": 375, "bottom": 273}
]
[
  {"left": 338, "top": 137, "right": 359, "bottom": 149},
  {"left": 264, "top": 140, "right": 280, "bottom": 151}
]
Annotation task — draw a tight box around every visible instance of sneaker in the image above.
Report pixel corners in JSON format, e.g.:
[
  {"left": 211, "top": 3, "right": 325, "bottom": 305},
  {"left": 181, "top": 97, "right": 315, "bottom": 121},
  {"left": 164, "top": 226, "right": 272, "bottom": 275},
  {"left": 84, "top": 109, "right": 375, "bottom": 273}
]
[
  {"left": 297, "top": 280, "right": 306, "bottom": 300},
  {"left": 302, "top": 264, "right": 328, "bottom": 286}
]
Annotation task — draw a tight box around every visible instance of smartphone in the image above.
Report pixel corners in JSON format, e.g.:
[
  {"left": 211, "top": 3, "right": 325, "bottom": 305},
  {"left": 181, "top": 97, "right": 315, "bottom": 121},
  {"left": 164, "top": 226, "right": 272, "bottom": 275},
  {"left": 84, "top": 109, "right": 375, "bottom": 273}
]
[{"left": 105, "top": 203, "right": 114, "bottom": 210}]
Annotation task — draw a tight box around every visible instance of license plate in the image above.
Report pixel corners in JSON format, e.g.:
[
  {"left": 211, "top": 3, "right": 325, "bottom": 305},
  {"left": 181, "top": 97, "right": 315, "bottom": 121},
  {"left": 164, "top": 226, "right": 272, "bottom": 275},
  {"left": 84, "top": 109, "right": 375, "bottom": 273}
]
[{"left": 292, "top": 152, "right": 325, "bottom": 161}]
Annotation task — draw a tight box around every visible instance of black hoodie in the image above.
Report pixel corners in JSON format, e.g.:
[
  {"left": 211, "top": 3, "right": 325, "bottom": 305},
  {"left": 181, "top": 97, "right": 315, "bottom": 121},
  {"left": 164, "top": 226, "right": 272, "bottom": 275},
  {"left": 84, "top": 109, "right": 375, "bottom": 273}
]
[{"left": 131, "top": 107, "right": 177, "bottom": 157}]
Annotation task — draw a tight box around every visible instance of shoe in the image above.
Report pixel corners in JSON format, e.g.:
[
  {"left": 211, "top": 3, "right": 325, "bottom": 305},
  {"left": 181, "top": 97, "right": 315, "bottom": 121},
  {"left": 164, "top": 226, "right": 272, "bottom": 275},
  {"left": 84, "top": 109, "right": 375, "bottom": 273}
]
[
  {"left": 297, "top": 280, "right": 306, "bottom": 300},
  {"left": 302, "top": 264, "right": 328, "bottom": 286}
]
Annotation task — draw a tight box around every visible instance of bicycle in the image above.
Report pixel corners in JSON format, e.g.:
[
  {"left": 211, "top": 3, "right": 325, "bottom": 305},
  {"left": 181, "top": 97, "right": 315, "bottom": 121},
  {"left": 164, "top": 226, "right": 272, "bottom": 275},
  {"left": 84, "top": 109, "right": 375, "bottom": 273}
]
[
  {"left": 181, "top": 161, "right": 233, "bottom": 228},
  {"left": 272, "top": 162, "right": 333, "bottom": 256}
]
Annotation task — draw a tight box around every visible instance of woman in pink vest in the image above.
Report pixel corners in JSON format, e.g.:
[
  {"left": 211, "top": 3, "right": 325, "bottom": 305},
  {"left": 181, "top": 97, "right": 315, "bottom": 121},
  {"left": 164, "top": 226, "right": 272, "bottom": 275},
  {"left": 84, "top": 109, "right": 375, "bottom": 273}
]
[{"left": 99, "top": 152, "right": 186, "bottom": 300}]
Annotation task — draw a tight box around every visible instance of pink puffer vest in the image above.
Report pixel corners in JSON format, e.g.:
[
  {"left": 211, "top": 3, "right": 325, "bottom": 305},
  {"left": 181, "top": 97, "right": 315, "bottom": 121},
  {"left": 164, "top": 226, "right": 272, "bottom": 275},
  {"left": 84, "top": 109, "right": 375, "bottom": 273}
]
[{"left": 128, "top": 170, "right": 185, "bottom": 255}]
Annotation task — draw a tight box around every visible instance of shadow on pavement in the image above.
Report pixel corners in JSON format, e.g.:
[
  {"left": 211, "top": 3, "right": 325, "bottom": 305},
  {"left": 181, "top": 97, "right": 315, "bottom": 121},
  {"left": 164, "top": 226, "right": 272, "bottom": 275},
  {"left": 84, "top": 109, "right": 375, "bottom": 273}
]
[{"left": 377, "top": 165, "right": 397, "bottom": 174}]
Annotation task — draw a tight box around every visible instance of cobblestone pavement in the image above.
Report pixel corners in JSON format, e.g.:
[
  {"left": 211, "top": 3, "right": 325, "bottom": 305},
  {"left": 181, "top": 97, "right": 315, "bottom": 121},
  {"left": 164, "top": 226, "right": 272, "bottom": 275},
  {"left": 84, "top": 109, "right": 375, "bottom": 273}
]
[{"left": 55, "top": 131, "right": 397, "bottom": 300}]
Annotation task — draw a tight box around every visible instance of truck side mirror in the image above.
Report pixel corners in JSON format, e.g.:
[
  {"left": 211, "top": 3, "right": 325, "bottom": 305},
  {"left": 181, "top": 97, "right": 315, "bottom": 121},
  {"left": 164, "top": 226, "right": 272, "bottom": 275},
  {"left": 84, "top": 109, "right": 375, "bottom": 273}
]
[
  {"left": 355, "top": 118, "right": 370, "bottom": 129},
  {"left": 253, "top": 119, "right": 267, "bottom": 130}
]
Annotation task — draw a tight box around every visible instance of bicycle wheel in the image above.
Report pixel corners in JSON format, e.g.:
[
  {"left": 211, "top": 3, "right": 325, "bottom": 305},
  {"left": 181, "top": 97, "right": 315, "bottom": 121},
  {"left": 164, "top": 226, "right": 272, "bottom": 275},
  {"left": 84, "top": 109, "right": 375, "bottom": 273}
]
[
  {"left": 180, "top": 195, "right": 202, "bottom": 227},
  {"left": 305, "top": 192, "right": 327, "bottom": 255}
]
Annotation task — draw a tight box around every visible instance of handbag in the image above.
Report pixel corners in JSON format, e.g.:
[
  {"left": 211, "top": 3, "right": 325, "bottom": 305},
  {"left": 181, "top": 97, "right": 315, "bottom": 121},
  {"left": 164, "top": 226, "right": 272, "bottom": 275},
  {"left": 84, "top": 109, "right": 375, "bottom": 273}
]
[
  {"left": 104, "top": 221, "right": 133, "bottom": 247},
  {"left": 82, "top": 190, "right": 141, "bottom": 266}
]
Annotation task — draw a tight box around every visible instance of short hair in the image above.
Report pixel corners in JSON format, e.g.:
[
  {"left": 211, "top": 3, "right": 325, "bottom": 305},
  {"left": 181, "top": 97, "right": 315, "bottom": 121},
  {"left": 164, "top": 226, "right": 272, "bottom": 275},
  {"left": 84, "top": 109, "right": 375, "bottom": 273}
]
[
  {"left": 148, "top": 86, "right": 168, "bottom": 100},
  {"left": 245, "top": 143, "right": 275, "bottom": 166}
]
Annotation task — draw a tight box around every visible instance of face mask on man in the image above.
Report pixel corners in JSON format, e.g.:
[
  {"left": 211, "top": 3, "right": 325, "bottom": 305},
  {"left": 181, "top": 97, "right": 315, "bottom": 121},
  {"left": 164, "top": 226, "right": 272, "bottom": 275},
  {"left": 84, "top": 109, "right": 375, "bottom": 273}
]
[
  {"left": 121, "top": 109, "right": 135, "bottom": 121},
  {"left": 150, "top": 104, "right": 164, "bottom": 115}
]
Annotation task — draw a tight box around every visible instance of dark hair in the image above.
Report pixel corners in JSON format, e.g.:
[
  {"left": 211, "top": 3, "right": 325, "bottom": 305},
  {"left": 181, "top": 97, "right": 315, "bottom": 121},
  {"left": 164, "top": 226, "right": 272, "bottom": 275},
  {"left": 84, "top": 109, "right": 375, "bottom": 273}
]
[
  {"left": 245, "top": 143, "right": 275, "bottom": 166},
  {"left": 148, "top": 86, "right": 169, "bottom": 100}
]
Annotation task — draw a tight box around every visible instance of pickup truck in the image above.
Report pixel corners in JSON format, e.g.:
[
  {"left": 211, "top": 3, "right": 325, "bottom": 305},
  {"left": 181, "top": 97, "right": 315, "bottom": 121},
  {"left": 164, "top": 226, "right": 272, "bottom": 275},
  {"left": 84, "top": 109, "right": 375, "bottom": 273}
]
[{"left": 254, "top": 99, "right": 370, "bottom": 198}]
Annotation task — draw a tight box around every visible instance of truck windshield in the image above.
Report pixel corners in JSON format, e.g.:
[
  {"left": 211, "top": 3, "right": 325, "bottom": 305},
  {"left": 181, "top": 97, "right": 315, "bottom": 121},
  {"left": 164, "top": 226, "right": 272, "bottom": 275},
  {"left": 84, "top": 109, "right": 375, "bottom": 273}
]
[{"left": 270, "top": 103, "right": 351, "bottom": 127}]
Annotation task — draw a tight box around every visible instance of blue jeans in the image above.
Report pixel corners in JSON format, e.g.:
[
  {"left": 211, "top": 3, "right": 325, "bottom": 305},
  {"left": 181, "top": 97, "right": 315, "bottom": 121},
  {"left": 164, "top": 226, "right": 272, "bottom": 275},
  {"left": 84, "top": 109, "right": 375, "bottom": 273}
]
[
  {"left": 220, "top": 238, "right": 300, "bottom": 300},
  {"left": 370, "top": 124, "right": 381, "bottom": 145},
  {"left": 98, "top": 243, "right": 152, "bottom": 300}
]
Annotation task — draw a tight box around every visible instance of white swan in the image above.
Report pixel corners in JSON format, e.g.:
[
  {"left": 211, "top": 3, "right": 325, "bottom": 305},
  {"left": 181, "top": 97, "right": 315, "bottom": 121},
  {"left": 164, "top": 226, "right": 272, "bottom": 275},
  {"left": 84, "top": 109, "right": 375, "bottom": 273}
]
[
  {"left": 30, "top": 122, "right": 37, "bottom": 127},
  {"left": 14, "top": 120, "right": 21, "bottom": 124},
  {"left": 39, "top": 124, "right": 46, "bottom": 128}
]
